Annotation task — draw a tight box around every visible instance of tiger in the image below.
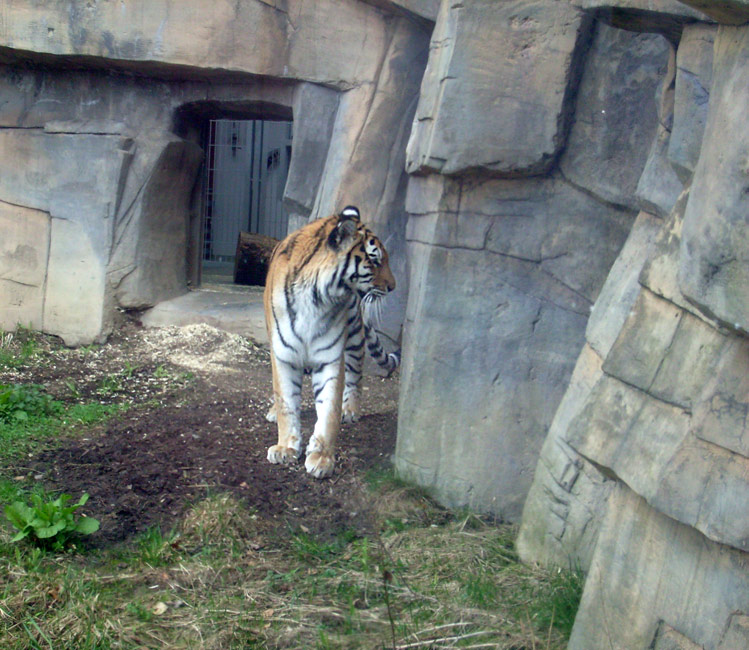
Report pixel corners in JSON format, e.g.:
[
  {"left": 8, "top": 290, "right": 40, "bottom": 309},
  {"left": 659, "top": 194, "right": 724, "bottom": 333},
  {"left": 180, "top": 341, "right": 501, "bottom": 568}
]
[{"left": 263, "top": 205, "right": 400, "bottom": 478}]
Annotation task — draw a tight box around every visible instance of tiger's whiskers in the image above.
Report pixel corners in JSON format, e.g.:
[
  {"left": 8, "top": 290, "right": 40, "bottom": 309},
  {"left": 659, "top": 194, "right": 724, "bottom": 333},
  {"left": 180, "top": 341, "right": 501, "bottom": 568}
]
[{"left": 362, "top": 293, "right": 384, "bottom": 328}]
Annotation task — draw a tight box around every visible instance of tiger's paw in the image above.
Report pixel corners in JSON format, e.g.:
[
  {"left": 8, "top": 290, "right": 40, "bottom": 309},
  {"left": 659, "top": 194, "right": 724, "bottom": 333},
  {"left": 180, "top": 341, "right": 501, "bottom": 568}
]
[
  {"left": 342, "top": 391, "right": 360, "bottom": 423},
  {"left": 265, "top": 404, "right": 277, "bottom": 422},
  {"left": 267, "top": 444, "right": 298, "bottom": 465},
  {"left": 305, "top": 451, "right": 335, "bottom": 479},
  {"left": 342, "top": 402, "right": 359, "bottom": 423},
  {"left": 342, "top": 408, "right": 359, "bottom": 423}
]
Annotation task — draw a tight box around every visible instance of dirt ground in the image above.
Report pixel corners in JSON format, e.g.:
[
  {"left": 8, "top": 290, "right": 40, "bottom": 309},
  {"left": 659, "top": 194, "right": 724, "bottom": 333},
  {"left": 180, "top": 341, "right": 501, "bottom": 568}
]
[{"left": 2, "top": 317, "right": 402, "bottom": 548}]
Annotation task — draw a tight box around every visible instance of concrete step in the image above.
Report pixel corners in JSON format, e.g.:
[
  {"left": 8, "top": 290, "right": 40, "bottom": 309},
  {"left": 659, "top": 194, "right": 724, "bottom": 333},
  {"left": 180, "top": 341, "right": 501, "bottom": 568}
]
[{"left": 142, "top": 287, "right": 267, "bottom": 345}]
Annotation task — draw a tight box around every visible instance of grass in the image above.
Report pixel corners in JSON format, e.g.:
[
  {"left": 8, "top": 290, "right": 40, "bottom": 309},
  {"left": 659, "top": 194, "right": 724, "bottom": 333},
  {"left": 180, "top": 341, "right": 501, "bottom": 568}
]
[
  {"left": 0, "top": 330, "right": 584, "bottom": 649},
  {"left": 0, "top": 398, "right": 123, "bottom": 474},
  {"left": 0, "top": 481, "right": 585, "bottom": 650},
  {"left": 0, "top": 328, "right": 42, "bottom": 370}
]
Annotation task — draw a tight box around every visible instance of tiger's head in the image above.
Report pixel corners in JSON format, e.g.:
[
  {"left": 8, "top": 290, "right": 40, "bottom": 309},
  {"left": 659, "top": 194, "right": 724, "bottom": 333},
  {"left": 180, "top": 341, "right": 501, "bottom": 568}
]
[{"left": 327, "top": 206, "right": 395, "bottom": 302}]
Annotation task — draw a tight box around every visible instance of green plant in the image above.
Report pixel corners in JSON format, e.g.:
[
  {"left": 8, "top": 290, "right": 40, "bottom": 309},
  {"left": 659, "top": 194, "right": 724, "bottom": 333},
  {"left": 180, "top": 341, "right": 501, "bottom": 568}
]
[
  {"left": 97, "top": 374, "right": 123, "bottom": 396},
  {"left": 153, "top": 364, "right": 170, "bottom": 378},
  {"left": 291, "top": 530, "right": 341, "bottom": 563},
  {"left": 137, "top": 526, "right": 180, "bottom": 566},
  {"left": 126, "top": 601, "right": 154, "bottom": 623},
  {"left": 533, "top": 566, "right": 585, "bottom": 637},
  {"left": 0, "top": 383, "right": 61, "bottom": 423},
  {"left": 122, "top": 361, "right": 138, "bottom": 378},
  {"left": 77, "top": 343, "right": 99, "bottom": 357},
  {"left": 0, "top": 331, "right": 15, "bottom": 369},
  {"left": 290, "top": 527, "right": 359, "bottom": 564},
  {"left": 4, "top": 492, "right": 100, "bottom": 551},
  {"left": 63, "top": 378, "right": 81, "bottom": 399},
  {"left": 65, "top": 402, "right": 123, "bottom": 425},
  {"left": 0, "top": 326, "right": 44, "bottom": 369}
]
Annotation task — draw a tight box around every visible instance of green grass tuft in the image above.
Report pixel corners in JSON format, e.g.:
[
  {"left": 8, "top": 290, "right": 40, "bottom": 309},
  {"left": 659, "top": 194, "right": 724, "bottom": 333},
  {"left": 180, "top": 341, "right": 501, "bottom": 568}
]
[
  {"left": 0, "top": 328, "right": 42, "bottom": 370},
  {"left": 532, "top": 565, "right": 585, "bottom": 637},
  {"left": 136, "top": 526, "right": 181, "bottom": 567}
]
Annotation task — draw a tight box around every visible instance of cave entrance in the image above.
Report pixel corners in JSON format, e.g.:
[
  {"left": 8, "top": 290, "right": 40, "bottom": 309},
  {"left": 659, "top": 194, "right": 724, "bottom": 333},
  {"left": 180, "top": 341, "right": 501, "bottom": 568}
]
[{"left": 201, "top": 118, "right": 292, "bottom": 289}]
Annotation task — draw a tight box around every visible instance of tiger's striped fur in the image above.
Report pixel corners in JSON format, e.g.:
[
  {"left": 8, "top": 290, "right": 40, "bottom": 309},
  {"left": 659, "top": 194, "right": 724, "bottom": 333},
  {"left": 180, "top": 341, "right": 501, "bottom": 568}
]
[{"left": 263, "top": 206, "right": 399, "bottom": 478}]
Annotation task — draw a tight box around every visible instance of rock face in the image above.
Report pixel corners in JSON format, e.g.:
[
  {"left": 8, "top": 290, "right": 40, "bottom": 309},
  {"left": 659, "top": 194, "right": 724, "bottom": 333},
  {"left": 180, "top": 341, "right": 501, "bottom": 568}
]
[
  {"left": 0, "top": 1, "right": 429, "bottom": 345},
  {"left": 677, "top": 0, "right": 749, "bottom": 24},
  {"left": 560, "top": 23, "right": 671, "bottom": 211},
  {"left": 678, "top": 24, "right": 749, "bottom": 334},
  {"left": 0, "top": 124, "right": 134, "bottom": 344},
  {"left": 2, "top": 1, "right": 749, "bottom": 645},
  {"left": 669, "top": 25, "right": 715, "bottom": 183},
  {"left": 570, "top": 485, "right": 749, "bottom": 649},
  {"left": 397, "top": 173, "right": 632, "bottom": 519},
  {"left": 0, "top": 67, "right": 296, "bottom": 344},
  {"left": 515, "top": 3, "right": 749, "bottom": 648},
  {"left": 0, "top": 0, "right": 390, "bottom": 88},
  {"left": 406, "top": 0, "right": 591, "bottom": 176},
  {"left": 0, "top": 202, "right": 50, "bottom": 333}
]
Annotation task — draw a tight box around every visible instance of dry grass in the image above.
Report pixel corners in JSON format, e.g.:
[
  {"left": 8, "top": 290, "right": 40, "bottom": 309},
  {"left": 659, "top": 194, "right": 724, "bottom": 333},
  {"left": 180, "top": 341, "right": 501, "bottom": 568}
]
[
  {"left": 0, "top": 326, "right": 581, "bottom": 649},
  {"left": 0, "top": 478, "right": 581, "bottom": 650}
]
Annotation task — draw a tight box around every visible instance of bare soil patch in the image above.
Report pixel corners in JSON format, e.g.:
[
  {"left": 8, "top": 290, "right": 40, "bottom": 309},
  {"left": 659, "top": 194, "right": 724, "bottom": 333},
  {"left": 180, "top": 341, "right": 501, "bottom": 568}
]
[{"left": 3, "top": 318, "right": 401, "bottom": 548}]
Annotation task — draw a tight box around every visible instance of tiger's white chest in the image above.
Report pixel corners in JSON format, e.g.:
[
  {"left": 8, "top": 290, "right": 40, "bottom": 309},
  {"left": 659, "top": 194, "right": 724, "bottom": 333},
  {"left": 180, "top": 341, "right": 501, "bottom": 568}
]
[{"left": 269, "top": 281, "right": 353, "bottom": 368}]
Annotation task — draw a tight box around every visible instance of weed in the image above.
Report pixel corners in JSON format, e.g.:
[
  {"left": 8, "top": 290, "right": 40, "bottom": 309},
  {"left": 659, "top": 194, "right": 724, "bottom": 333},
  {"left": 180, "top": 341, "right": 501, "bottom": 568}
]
[
  {"left": 63, "top": 378, "right": 81, "bottom": 399},
  {"left": 0, "top": 332, "right": 16, "bottom": 369},
  {"left": 0, "top": 327, "right": 44, "bottom": 370},
  {"left": 122, "top": 361, "right": 138, "bottom": 378},
  {"left": 462, "top": 573, "right": 501, "bottom": 608},
  {"left": 0, "top": 384, "right": 61, "bottom": 423},
  {"left": 4, "top": 492, "right": 99, "bottom": 551},
  {"left": 317, "top": 629, "right": 333, "bottom": 649},
  {"left": 97, "top": 373, "right": 123, "bottom": 396},
  {"left": 136, "top": 525, "right": 180, "bottom": 566},
  {"left": 77, "top": 343, "right": 99, "bottom": 357},
  {"left": 126, "top": 600, "right": 154, "bottom": 622},
  {"left": 153, "top": 364, "right": 170, "bottom": 378},
  {"left": 65, "top": 401, "right": 123, "bottom": 425},
  {"left": 291, "top": 530, "right": 341, "bottom": 563}
]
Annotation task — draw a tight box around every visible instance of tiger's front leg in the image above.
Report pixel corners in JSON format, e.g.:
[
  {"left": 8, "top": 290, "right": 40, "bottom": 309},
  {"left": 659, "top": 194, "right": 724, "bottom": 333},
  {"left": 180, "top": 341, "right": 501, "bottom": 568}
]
[
  {"left": 305, "top": 355, "right": 345, "bottom": 478},
  {"left": 342, "top": 303, "right": 364, "bottom": 423},
  {"left": 266, "top": 353, "right": 304, "bottom": 465}
]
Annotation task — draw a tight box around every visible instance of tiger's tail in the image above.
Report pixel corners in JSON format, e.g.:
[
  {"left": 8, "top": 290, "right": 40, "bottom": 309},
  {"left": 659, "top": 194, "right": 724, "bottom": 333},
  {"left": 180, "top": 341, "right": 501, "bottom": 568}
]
[{"left": 363, "top": 322, "right": 400, "bottom": 376}]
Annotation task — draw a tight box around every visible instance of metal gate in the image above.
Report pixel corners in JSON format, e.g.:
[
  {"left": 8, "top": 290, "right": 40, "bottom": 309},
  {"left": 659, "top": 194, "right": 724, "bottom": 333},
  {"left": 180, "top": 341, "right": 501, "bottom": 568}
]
[{"left": 202, "top": 119, "right": 292, "bottom": 261}]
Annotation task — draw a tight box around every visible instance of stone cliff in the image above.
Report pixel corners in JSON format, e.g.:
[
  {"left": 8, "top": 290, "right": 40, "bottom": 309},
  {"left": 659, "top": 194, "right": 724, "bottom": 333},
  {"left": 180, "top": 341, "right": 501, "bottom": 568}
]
[
  {"left": 0, "top": 0, "right": 431, "bottom": 345},
  {"left": 513, "top": 3, "right": 749, "bottom": 649},
  {"left": 0, "top": 1, "right": 747, "bottom": 647}
]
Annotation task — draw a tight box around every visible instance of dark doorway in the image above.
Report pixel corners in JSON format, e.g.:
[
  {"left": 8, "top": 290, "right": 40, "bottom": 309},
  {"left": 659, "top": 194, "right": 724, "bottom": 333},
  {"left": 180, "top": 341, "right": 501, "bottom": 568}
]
[{"left": 201, "top": 119, "right": 292, "bottom": 287}]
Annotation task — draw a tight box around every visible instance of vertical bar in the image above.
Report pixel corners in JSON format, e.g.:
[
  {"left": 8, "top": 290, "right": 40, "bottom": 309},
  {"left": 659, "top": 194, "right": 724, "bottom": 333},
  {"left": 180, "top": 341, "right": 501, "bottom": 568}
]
[
  {"left": 256, "top": 120, "right": 264, "bottom": 233},
  {"left": 249, "top": 120, "right": 257, "bottom": 233}
]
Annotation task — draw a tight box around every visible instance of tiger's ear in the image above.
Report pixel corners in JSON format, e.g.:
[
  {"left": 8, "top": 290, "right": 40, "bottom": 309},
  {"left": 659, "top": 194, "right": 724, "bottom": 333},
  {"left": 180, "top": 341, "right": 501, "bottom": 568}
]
[
  {"left": 339, "top": 205, "right": 361, "bottom": 221},
  {"left": 328, "top": 208, "right": 360, "bottom": 250}
]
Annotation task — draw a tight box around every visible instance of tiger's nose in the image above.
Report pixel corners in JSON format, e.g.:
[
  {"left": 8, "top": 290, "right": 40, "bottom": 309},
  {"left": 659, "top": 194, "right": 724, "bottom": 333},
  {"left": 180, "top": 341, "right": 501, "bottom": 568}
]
[{"left": 379, "top": 267, "right": 396, "bottom": 293}]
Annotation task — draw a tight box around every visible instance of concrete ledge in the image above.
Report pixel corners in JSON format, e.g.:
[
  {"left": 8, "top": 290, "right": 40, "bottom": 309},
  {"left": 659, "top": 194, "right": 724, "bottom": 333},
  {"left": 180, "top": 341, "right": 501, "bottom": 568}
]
[{"left": 141, "top": 288, "right": 268, "bottom": 345}]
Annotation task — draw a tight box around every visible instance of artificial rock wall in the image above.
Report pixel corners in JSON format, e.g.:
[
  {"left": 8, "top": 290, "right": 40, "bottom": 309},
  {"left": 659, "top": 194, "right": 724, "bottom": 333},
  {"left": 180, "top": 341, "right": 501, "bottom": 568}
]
[
  {"left": 396, "top": 0, "right": 676, "bottom": 520},
  {"left": 514, "top": 3, "right": 749, "bottom": 649},
  {"left": 0, "top": 0, "right": 430, "bottom": 345}
]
